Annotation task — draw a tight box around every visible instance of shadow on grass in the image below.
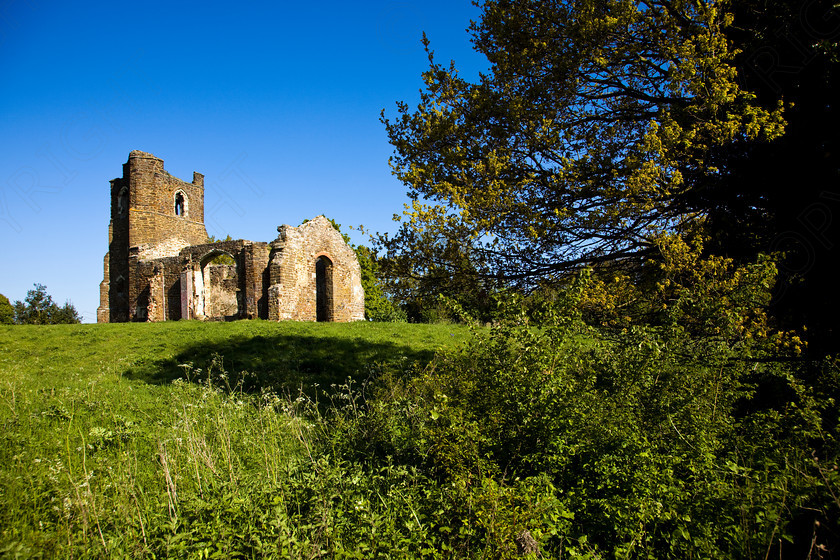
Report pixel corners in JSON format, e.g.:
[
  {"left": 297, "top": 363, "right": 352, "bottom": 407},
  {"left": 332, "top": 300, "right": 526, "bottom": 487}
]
[{"left": 123, "top": 332, "right": 434, "bottom": 393}]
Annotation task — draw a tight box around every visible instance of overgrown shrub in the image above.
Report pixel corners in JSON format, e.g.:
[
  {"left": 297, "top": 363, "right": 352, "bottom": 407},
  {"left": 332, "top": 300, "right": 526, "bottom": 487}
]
[
  {"left": 326, "top": 254, "right": 840, "bottom": 558},
  {"left": 336, "top": 316, "right": 838, "bottom": 557}
]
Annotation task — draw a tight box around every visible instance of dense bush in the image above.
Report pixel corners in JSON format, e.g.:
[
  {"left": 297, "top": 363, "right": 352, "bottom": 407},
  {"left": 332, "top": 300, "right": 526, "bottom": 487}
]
[
  {"left": 333, "top": 317, "right": 839, "bottom": 557},
  {"left": 324, "top": 252, "right": 840, "bottom": 557}
]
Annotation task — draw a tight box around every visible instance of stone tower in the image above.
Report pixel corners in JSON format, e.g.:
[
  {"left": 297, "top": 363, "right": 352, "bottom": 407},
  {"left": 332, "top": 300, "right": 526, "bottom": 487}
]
[{"left": 97, "top": 150, "right": 208, "bottom": 322}]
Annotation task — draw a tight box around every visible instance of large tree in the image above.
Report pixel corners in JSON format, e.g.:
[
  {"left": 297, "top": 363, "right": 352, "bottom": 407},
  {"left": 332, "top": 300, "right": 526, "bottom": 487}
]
[{"left": 380, "top": 0, "right": 839, "bottom": 343}]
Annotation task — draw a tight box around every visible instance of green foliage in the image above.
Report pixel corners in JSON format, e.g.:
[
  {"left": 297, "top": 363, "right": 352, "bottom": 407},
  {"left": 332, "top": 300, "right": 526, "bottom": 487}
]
[
  {"left": 338, "top": 316, "right": 838, "bottom": 557},
  {"left": 12, "top": 283, "right": 81, "bottom": 324},
  {"left": 381, "top": 250, "right": 501, "bottom": 324},
  {"left": 377, "top": 0, "right": 840, "bottom": 352},
  {"left": 380, "top": 0, "right": 785, "bottom": 293},
  {"left": 572, "top": 237, "right": 793, "bottom": 345},
  {"left": 355, "top": 245, "right": 407, "bottom": 322},
  {"left": 325, "top": 257, "right": 838, "bottom": 557},
  {"left": 1, "top": 277, "right": 836, "bottom": 557},
  {"left": 205, "top": 234, "right": 236, "bottom": 265},
  {"left": 0, "top": 294, "right": 13, "bottom": 325}
]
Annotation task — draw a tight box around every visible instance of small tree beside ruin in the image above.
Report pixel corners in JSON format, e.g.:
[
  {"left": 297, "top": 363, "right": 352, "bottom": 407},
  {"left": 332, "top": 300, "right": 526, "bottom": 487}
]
[{"left": 13, "top": 284, "right": 81, "bottom": 325}]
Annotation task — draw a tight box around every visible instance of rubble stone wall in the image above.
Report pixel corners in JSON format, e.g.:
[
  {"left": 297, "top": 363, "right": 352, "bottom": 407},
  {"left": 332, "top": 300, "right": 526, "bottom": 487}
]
[
  {"left": 205, "top": 264, "right": 239, "bottom": 319},
  {"left": 268, "top": 216, "right": 364, "bottom": 322}
]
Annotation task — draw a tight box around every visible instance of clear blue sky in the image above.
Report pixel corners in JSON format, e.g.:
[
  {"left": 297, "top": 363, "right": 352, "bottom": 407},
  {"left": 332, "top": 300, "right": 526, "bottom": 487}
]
[{"left": 0, "top": 0, "right": 486, "bottom": 321}]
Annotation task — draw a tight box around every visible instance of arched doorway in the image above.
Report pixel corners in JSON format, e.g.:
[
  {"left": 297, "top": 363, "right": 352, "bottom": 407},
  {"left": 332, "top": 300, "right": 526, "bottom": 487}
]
[
  {"left": 198, "top": 250, "right": 241, "bottom": 320},
  {"left": 316, "top": 255, "right": 334, "bottom": 322}
]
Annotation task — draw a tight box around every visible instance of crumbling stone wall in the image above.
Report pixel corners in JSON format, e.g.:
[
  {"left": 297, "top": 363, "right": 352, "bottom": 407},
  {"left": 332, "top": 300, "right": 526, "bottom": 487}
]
[
  {"left": 268, "top": 216, "right": 365, "bottom": 322},
  {"left": 98, "top": 151, "right": 364, "bottom": 323},
  {"left": 180, "top": 240, "right": 247, "bottom": 320},
  {"left": 129, "top": 256, "right": 182, "bottom": 322}
]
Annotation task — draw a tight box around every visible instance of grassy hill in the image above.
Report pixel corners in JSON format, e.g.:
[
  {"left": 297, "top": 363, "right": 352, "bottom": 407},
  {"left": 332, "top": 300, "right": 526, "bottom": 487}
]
[
  {"left": 1, "top": 320, "right": 468, "bottom": 389},
  {"left": 0, "top": 321, "right": 469, "bottom": 559}
]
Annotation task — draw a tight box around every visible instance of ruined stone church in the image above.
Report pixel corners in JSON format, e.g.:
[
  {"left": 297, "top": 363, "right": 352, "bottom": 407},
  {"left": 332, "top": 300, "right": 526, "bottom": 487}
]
[{"left": 97, "top": 150, "right": 364, "bottom": 323}]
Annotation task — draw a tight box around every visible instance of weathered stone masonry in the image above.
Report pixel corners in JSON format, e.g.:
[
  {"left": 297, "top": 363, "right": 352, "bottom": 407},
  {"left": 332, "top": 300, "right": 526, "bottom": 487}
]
[{"left": 97, "top": 150, "right": 364, "bottom": 323}]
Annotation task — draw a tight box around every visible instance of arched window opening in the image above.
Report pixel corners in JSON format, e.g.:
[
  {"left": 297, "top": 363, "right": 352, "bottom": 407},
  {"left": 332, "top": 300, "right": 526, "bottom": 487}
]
[
  {"left": 115, "top": 276, "right": 126, "bottom": 300},
  {"left": 316, "top": 255, "right": 334, "bottom": 322},
  {"left": 117, "top": 187, "right": 128, "bottom": 217},
  {"left": 174, "top": 191, "right": 186, "bottom": 217}
]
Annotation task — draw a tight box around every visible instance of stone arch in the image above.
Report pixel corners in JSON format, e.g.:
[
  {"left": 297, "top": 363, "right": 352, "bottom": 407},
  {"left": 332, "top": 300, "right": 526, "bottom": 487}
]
[
  {"left": 197, "top": 249, "right": 241, "bottom": 320},
  {"left": 315, "top": 254, "right": 334, "bottom": 322},
  {"left": 174, "top": 189, "right": 188, "bottom": 217}
]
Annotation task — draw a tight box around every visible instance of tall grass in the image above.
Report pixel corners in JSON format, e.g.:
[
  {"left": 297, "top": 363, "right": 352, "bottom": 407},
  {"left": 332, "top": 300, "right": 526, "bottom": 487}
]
[{"left": 0, "top": 321, "right": 468, "bottom": 558}]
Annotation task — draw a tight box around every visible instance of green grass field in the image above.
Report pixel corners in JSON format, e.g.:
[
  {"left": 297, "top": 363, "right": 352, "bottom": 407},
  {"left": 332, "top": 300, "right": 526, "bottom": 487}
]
[{"left": 0, "top": 321, "right": 470, "bottom": 559}]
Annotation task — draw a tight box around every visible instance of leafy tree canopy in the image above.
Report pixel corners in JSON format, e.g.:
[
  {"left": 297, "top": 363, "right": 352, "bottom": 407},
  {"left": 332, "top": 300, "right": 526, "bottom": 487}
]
[
  {"left": 13, "top": 284, "right": 82, "bottom": 325},
  {"left": 0, "top": 294, "right": 14, "bottom": 325},
  {"left": 383, "top": 0, "right": 785, "bottom": 281},
  {"left": 379, "top": 0, "right": 839, "bottom": 343}
]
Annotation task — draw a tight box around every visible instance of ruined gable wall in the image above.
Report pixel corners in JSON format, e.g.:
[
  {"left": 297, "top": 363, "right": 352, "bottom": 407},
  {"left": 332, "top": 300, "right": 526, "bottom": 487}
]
[{"left": 268, "top": 215, "right": 364, "bottom": 322}]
